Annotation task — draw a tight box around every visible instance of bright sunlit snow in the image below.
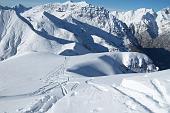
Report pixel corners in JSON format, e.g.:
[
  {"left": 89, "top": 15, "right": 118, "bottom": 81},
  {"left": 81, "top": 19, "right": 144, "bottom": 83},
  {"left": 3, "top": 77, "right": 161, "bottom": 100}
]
[{"left": 0, "top": 1, "right": 170, "bottom": 113}]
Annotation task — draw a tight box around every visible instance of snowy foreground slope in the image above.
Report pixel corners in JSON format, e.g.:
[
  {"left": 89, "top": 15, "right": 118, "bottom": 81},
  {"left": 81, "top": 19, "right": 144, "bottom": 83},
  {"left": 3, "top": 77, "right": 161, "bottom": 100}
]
[
  {"left": 0, "top": 52, "right": 168, "bottom": 113},
  {"left": 0, "top": 1, "right": 170, "bottom": 113},
  {"left": 47, "top": 70, "right": 170, "bottom": 113}
]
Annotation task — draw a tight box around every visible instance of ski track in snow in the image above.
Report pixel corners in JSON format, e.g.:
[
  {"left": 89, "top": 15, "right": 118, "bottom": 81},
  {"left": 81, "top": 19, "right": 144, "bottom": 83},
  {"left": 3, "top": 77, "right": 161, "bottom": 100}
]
[
  {"left": 0, "top": 2, "right": 170, "bottom": 113},
  {"left": 21, "top": 95, "right": 57, "bottom": 113},
  {"left": 1, "top": 55, "right": 170, "bottom": 113},
  {"left": 112, "top": 79, "right": 170, "bottom": 113},
  {"left": 151, "top": 79, "right": 170, "bottom": 106},
  {"left": 22, "top": 74, "right": 170, "bottom": 113},
  {"left": 86, "top": 80, "right": 109, "bottom": 92},
  {"left": 112, "top": 85, "right": 154, "bottom": 113},
  {"left": 85, "top": 80, "right": 154, "bottom": 113},
  {"left": 1, "top": 61, "right": 170, "bottom": 113},
  {"left": 23, "top": 56, "right": 70, "bottom": 112},
  {"left": 12, "top": 56, "right": 73, "bottom": 113},
  {"left": 0, "top": 56, "right": 69, "bottom": 100}
]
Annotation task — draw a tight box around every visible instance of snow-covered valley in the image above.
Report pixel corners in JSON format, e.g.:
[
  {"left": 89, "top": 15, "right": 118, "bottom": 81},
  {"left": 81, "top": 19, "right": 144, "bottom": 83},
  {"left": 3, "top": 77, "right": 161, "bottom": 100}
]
[{"left": 0, "top": 1, "right": 170, "bottom": 113}]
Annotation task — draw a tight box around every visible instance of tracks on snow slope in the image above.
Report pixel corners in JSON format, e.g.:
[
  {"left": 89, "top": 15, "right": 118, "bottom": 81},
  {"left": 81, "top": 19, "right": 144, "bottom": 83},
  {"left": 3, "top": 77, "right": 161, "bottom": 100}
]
[
  {"left": 21, "top": 56, "right": 79, "bottom": 113},
  {"left": 24, "top": 59, "right": 170, "bottom": 113},
  {"left": 111, "top": 79, "right": 170, "bottom": 113}
]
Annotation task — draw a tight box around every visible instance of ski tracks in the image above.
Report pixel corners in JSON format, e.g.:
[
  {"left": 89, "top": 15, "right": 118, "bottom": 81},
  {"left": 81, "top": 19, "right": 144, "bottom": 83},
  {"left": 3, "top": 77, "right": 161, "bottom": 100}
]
[
  {"left": 112, "top": 79, "right": 170, "bottom": 113},
  {"left": 85, "top": 78, "right": 170, "bottom": 113},
  {"left": 21, "top": 95, "right": 57, "bottom": 113},
  {"left": 21, "top": 56, "right": 73, "bottom": 113}
]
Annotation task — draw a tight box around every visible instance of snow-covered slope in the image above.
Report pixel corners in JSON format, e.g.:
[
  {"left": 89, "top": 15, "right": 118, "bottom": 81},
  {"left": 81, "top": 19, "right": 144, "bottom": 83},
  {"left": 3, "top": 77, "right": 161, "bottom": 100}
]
[
  {"left": 21, "top": 1, "right": 136, "bottom": 52},
  {"left": 0, "top": 4, "right": 94, "bottom": 60},
  {"left": 0, "top": 2, "right": 170, "bottom": 112},
  {"left": 156, "top": 8, "right": 170, "bottom": 34},
  {"left": 0, "top": 1, "right": 170, "bottom": 61},
  {"left": 47, "top": 69, "right": 170, "bottom": 113},
  {"left": 0, "top": 8, "right": 66, "bottom": 60},
  {"left": 13, "top": 4, "right": 31, "bottom": 13},
  {"left": 0, "top": 3, "right": 127, "bottom": 60},
  {"left": 0, "top": 52, "right": 167, "bottom": 113},
  {"left": 0, "top": 51, "right": 155, "bottom": 97},
  {"left": 111, "top": 8, "right": 170, "bottom": 49},
  {"left": 112, "top": 8, "right": 159, "bottom": 40}
]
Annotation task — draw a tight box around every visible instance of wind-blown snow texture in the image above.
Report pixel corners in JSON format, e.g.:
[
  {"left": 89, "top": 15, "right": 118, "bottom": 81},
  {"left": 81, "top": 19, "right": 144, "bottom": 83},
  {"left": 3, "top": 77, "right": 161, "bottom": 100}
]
[{"left": 0, "top": 1, "right": 170, "bottom": 113}]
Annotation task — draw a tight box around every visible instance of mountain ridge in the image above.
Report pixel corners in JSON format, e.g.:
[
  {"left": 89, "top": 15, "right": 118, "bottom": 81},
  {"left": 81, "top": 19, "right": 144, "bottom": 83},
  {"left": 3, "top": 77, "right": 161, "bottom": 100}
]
[{"left": 0, "top": 1, "right": 170, "bottom": 69}]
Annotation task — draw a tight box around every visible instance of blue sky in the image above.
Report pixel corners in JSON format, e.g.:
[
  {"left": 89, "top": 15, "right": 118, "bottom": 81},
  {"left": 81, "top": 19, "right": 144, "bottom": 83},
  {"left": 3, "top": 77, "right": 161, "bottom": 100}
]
[{"left": 0, "top": 0, "right": 170, "bottom": 11}]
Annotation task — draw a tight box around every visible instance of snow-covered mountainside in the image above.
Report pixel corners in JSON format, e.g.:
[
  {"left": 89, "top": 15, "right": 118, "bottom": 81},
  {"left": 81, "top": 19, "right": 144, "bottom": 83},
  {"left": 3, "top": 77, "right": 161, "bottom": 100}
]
[
  {"left": 111, "top": 8, "right": 170, "bottom": 49},
  {"left": 111, "top": 7, "right": 170, "bottom": 69},
  {"left": 112, "top": 8, "right": 159, "bottom": 44},
  {"left": 0, "top": 1, "right": 170, "bottom": 61},
  {"left": 21, "top": 1, "right": 132, "bottom": 52},
  {"left": 0, "top": 8, "right": 65, "bottom": 60},
  {"left": 156, "top": 8, "right": 170, "bottom": 34},
  {"left": 0, "top": 1, "right": 170, "bottom": 113},
  {"left": 0, "top": 52, "right": 168, "bottom": 113},
  {"left": 0, "top": 1, "right": 139, "bottom": 60}
]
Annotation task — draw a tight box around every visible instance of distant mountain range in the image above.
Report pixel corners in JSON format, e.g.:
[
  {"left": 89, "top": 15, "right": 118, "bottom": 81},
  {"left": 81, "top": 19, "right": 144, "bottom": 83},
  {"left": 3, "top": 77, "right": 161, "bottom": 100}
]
[{"left": 0, "top": 1, "right": 170, "bottom": 69}]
